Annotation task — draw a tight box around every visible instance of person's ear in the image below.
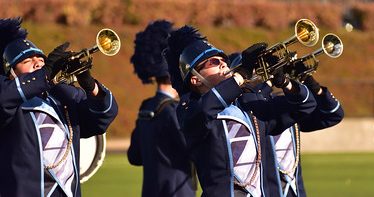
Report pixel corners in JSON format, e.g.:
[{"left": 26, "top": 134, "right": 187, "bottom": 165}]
[{"left": 190, "top": 75, "right": 202, "bottom": 86}]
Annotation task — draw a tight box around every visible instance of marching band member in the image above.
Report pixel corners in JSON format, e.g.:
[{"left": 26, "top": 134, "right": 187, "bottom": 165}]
[
  {"left": 164, "top": 25, "right": 317, "bottom": 197},
  {"left": 127, "top": 20, "right": 196, "bottom": 197},
  {"left": 228, "top": 53, "right": 344, "bottom": 197},
  {"left": 0, "top": 17, "right": 118, "bottom": 197},
  {"left": 265, "top": 75, "right": 344, "bottom": 197}
]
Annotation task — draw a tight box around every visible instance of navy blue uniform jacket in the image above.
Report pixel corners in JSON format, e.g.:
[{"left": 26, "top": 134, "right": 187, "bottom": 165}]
[
  {"left": 127, "top": 92, "right": 195, "bottom": 197},
  {"left": 0, "top": 69, "right": 118, "bottom": 197},
  {"left": 176, "top": 78, "right": 317, "bottom": 197}
]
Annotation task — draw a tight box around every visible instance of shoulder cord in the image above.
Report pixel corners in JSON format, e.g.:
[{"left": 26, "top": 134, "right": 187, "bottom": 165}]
[
  {"left": 138, "top": 98, "right": 176, "bottom": 120},
  {"left": 45, "top": 106, "right": 73, "bottom": 170},
  {"left": 154, "top": 98, "right": 176, "bottom": 115}
]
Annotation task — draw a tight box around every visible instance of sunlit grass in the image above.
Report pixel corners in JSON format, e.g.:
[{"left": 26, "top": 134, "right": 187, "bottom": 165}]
[
  {"left": 81, "top": 154, "right": 142, "bottom": 196},
  {"left": 302, "top": 152, "right": 374, "bottom": 197}
]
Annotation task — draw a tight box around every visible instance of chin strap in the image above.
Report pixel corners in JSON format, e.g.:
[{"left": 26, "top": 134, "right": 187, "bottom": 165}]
[
  {"left": 10, "top": 68, "right": 18, "bottom": 79},
  {"left": 190, "top": 68, "right": 213, "bottom": 89}
]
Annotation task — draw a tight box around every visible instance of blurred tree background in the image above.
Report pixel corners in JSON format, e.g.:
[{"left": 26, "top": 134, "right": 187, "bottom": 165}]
[{"left": 1, "top": 0, "right": 374, "bottom": 139}]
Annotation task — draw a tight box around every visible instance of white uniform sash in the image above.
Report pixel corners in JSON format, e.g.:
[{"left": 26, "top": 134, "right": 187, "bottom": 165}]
[
  {"left": 218, "top": 105, "right": 263, "bottom": 197},
  {"left": 22, "top": 97, "right": 75, "bottom": 197},
  {"left": 272, "top": 127, "right": 298, "bottom": 196}
]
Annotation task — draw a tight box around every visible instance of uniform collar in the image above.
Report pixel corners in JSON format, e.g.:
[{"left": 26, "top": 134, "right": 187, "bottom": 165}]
[{"left": 156, "top": 89, "right": 175, "bottom": 99}]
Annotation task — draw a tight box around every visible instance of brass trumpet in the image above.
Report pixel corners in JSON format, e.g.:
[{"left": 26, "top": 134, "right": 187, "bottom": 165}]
[
  {"left": 286, "top": 33, "right": 343, "bottom": 81},
  {"left": 255, "top": 19, "right": 319, "bottom": 81},
  {"left": 53, "top": 28, "right": 121, "bottom": 84}
]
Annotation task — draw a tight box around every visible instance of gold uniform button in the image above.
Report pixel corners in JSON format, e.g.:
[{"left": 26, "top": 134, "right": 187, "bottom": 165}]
[
  {"left": 32, "top": 77, "right": 36, "bottom": 80},
  {"left": 22, "top": 82, "right": 26, "bottom": 85},
  {"left": 27, "top": 80, "right": 31, "bottom": 83}
]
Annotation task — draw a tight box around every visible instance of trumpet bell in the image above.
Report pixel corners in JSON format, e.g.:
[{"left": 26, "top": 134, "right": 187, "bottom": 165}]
[
  {"left": 322, "top": 33, "right": 343, "bottom": 58},
  {"left": 295, "top": 19, "right": 319, "bottom": 47},
  {"left": 254, "top": 19, "right": 320, "bottom": 81},
  {"left": 96, "top": 28, "right": 121, "bottom": 56},
  {"left": 285, "top": 33, "right": 344, "bottom": 81},
  {"left": 53, "top": 28, "right": 121, "bottom": 85}
]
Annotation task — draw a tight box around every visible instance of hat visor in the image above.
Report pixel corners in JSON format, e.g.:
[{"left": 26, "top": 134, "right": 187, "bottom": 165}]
[
  {"left": 183, "top": 49, "right": 227, "bottom": 80},
  {"left": 9, "top": 48, "right": 46, "bottom": 68}
]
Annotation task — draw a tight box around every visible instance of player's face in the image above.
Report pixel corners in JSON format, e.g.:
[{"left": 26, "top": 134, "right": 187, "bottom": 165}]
[
  {"left": 14, "top": 55, "right": 45, "bottom": 75},
  {"left": 195, "top": 56, "right": 231, "bottom": 86}
]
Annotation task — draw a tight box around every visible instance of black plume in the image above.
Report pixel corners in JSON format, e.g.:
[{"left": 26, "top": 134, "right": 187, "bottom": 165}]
[
  {"left": 165, "top": 25, "right": 206, "bottom": 95},
  {"left": 130, "top": 20, "right": 173, "bottom": 84},
  {"left": 0, "top": 17, "right": 27, "bottom": 75},
  {"left": 0, "top": 17, "right": 27, "bottom": 57},
  {"left": 167, "top": 25, "right": 205, "bottom": 58}
]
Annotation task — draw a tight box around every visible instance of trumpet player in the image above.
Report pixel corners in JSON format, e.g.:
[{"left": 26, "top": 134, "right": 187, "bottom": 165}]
[
  {"left": 164, "top": 25, "right": 317, "bottom": 197},
  {"left": 0, "top": 17, "right": 118, "bottom": 197},
  {"left": 127, "top": 20, "right": 196, "bottom": 197},
  {"left": 228, "top": 52, "right": 344, "bottom": 197},
  {"left": 265, "top": 74, "right": 344, "bottom": 197}
]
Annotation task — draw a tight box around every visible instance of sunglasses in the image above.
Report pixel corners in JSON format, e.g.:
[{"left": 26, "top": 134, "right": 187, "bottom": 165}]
[{"left": 196, "top": 57, "right": 226, "bottom": 71}]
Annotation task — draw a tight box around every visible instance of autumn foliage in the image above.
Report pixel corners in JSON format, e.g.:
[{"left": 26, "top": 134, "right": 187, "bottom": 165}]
[{"left": 1, "top": 0, "right": 374, "bottom": 31}]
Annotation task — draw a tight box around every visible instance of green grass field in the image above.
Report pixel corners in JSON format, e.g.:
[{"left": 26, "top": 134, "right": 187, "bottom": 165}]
[{"left": 81, "top": 153, "right": 374, "bottom": 197}]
